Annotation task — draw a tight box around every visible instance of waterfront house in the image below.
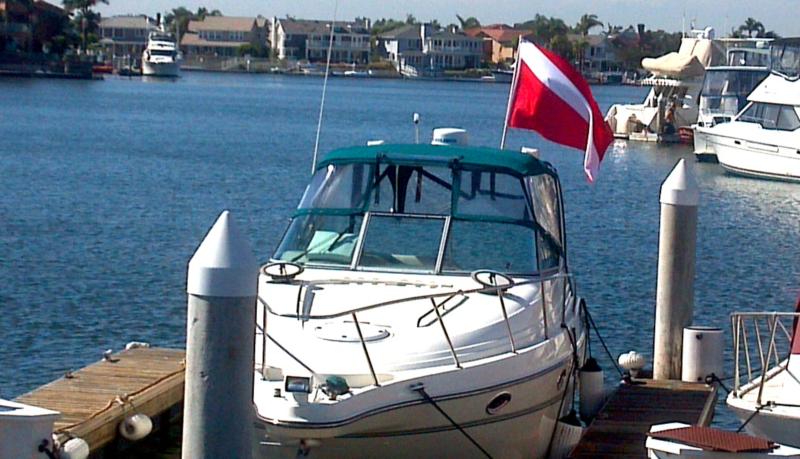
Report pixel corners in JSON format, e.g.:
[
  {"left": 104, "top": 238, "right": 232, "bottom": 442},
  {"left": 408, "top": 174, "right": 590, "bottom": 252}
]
[
  {"left": 270, "top": 17, "right": 370, "bottom": 63},
  {"left": 180, "top": 16, "right": 267, "bottom": 58},
  {"left": 1, "top": 0, "right": 67, "bottom": 53},
  {"left": 465, "top": 24, "right": 532, "bottom": 65},
  {"left": 98, "top": 15, "right": 156, "bottom": 59},
  {"left": 380, "top": 23, "right": 482, "bottom": 75},
  {"left": 569, "top": 33, "right": 620, "bottom": 73}
]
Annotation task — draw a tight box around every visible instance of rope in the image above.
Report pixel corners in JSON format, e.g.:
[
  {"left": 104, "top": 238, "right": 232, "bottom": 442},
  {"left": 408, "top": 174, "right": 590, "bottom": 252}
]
[
  {"left": 310, "top": 0, "right": 339, "bottom": 174},
  {"left": 54, "top": 360, "right": 185, "bottom": 434},
  {"left": 412, "top": 384, "right": 493, "bottom": 459},
  {"left": 736, "top": 404, "right": 765, "bottom": 433},
  {"left": 583, "top": 302, "right": 623, "bottom": 377},
  {"left": 705, "top": 373, "right": 731, "bottom": 394}
]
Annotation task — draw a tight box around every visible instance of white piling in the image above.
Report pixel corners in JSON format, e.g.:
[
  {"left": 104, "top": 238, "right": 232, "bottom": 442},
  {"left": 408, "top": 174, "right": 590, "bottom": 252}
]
[
  {"left": 653, "top": 159, "right": 699, "bottom": 380},
  {"left": 182, "top": 211, "right": 258, "bottom": 459}
]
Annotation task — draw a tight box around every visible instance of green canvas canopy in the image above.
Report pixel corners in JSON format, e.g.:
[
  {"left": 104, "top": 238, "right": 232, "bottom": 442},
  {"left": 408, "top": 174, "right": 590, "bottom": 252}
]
[{"left": 318, "top": 144, "right": 555, "bottom": 178}]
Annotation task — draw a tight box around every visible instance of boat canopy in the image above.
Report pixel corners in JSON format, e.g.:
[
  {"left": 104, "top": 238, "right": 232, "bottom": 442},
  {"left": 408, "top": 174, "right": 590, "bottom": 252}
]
[
  {"left": 770, "top": 38, "right": 800, "bottom": 80},
  {"left": 273, "top": 144, "right": 564, "bottom": 275},
  {"left": 317, "top": 144, "right": 555, "bottom": 178},
  {"left": 641, "top": 38, "right": 724, "bottom": 79}
]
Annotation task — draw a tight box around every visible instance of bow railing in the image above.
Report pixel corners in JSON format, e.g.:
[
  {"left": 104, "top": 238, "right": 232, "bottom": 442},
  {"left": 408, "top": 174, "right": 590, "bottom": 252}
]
[
  {"left": 256, "top": 270, "right": 574, "bottom": 387},
  {"left": 730, "top": 312, "right": 800, "bottom": 405}
]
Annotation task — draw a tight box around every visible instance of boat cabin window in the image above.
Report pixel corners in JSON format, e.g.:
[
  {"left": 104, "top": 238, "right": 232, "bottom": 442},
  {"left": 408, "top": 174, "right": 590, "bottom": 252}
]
[
  {"left": 739, "top": 102, "right": 800, "bottom": 131},
  {"left": 150, "top": 49, "right": 175, "bottom": 57},
  {"left": 358, "top": 214, "right": 445, "bottom": 272},
  {"left": 700, "top": 70, "right": 768, "bottom": 116},
  {"left": 457, "top": 170, "right": 531, "bottom": 221},
  {"left": 770, "top": 41, "right": 800, "bottom": 79},
  {"left": 273, "top": 160, "right": 562, "bottom": 275}
]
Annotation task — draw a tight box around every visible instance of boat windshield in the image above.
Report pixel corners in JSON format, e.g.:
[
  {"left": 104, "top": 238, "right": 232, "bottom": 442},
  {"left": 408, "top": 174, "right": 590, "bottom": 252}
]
[
  {"left": 149, "top": 49, "right": 175, "bottom": 57},
  {"left": 273, "top": 162, "right": 563, "bottom": 275},
  {"left": 700, "top": 69, "right": 769, "bottom": 116},
  {"left": 770, "top": 39, "right": 800, "bottom": 80}
]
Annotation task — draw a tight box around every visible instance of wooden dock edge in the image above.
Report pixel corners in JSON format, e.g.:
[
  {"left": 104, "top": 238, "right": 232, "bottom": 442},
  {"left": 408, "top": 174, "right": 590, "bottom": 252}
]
[{"left": 15, "top": 347, "right": 186, "bottom": 453}]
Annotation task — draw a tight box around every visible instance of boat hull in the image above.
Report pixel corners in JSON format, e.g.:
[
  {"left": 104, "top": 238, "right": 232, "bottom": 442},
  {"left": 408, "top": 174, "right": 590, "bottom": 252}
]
[
  {"left": 255, "top": 349, "right": 577, "bottom": 458},
  {"left": 708, "top": 131, "right": 800, "bottom": 182},
  {"left": 728, "top": 398, "right": 800, "bottom": 448},
  {"left": 693, "top": 126, "right": 718, "bottom": 162},
  {"left": 142, "top": 60, "right": 180, "bottom": 77}
]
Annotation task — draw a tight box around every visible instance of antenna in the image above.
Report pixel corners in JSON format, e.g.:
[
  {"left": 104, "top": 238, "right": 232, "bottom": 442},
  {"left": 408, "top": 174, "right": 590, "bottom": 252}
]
[
  {"left": 413, "top": 112, "right": 421, "bottom": 144},
  {"left": 310, "top": 0, "right": 339, "bottom": 175}
]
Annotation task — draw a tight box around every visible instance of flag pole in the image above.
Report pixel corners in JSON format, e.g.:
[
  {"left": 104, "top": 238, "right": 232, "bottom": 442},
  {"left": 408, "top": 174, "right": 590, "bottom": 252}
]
[{"left": 499, "top": 40, "right": 523, "bottom": 150}]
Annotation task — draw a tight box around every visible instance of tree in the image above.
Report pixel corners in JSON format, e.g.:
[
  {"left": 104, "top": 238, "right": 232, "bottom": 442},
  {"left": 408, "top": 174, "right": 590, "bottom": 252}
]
[
  {"left": 405, "top": 14, "right": 416, "bottom": 25},
  {"left": 165, "top": 6, "right": 193, "bottom": 41},
  {"left": 455, "top": 14, "right": 480, "bottom": 30},
  {"left": 575, "top": 13, "right": 602, "bottom": 36},
  {"left": 62, "top": 0, "right": 108, "bottom": 53},
  {"left": 737, "top": 17, "right": 765, "bottom": 38}
]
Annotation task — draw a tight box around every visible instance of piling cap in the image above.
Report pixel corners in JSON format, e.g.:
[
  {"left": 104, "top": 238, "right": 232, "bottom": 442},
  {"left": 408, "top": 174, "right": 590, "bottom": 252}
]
[
  {"left": 660, "top": 158, "right": 699, "bottom": 207},
  {"left": 187, "top": 210, "right": 259, "bottom": 297}
]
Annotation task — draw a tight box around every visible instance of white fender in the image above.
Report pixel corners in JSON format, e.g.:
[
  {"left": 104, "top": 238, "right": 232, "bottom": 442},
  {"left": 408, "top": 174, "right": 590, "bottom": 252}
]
[
  {"left": 61, "top": 437, "right": 90, "bottom": 459},
  {"left": 118, "top": 413, "right": 153, "bottom": 441}
]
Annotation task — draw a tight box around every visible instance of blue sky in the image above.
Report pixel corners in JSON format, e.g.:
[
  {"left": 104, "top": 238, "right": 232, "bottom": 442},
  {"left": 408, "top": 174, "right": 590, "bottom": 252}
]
[{"left": 97, "top": 0, "right": 799, "bottom": 37}]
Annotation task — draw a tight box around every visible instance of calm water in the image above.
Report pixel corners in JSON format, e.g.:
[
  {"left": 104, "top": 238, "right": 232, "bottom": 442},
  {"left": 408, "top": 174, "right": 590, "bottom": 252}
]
[{"left": 1, "top": 73, "right": 799, "bottom": 444}]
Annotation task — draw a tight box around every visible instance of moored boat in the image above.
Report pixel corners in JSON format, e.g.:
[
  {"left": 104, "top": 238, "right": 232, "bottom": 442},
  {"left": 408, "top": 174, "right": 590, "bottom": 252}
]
[
  {"left": 698, "top": 38, "right": 800, "bottom": 181},
  {"left": 693, "top": 39, "right": 771, "bottom": 162},
  {"left": 727, "top": 298, "right": 800, "bottom": 448},
  {"left": 141, "top": 16, "right": 180, "bottom": 78},
  {"left": 606, "top": 29, "right": 724, "bottom": 143},
  {"left": 252, "top": 135, "right": 587, "bottom": 458}
]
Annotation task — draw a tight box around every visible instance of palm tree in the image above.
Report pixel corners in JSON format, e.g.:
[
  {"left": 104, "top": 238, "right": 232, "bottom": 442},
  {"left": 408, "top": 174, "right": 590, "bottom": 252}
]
[
  {"left": 575, "top": 14, "right": 602, "bottom": 36},
  {"left": 62, "top": 0, "right": 108, "bottom": 52},
  {"left": 455, "top": 14, "right": 480, "bottom": 30},
  {"left": 737, "top": 17, "right": 765, "bottom": 38},
  {"left": 574, "top": 14, "right": 602, "bottom": 73}
]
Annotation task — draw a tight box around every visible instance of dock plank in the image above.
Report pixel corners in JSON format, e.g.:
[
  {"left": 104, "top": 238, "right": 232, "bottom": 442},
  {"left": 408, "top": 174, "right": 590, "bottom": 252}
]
[
  {"left": 15, "top": 347, "right": 185, "bottom": 453},
  {"left": 568, "top": 378, "right": 717, "bottom": 459}
]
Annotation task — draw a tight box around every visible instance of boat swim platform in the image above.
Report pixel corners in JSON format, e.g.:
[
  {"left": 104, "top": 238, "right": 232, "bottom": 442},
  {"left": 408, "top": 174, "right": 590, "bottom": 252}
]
[
  {"left": 569, "top": 378, "right": 718, "bottom": 459},
  {"left": 15, "top": 347, "right": 185, "bottom": 454}
]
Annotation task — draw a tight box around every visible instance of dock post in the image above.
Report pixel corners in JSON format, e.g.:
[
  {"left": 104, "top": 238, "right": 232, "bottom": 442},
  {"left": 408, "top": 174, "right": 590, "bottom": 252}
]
[
  {"left": 183, "top": 211, "right": 258, "bottom": 459},
  {"left": 653, "top": 159, "right": 699, "bottom": 380}
]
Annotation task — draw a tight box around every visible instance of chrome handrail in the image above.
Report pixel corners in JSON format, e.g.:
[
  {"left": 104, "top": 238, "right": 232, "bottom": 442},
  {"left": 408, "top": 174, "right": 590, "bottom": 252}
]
[
  {"left": 730, "top": 312, "right": 800, "bottom": 402},
  {"left": 257, "top": 271, "right": 573, "bottom": 387}
]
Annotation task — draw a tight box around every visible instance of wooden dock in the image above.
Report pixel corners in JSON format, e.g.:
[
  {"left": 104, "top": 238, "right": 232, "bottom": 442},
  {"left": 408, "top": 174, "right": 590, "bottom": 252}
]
[
  {"left": 569, "top": 378, "right": 718, "bottom": 458},
  {"left": 15, "top": 347, "right": 185, "bottom": 453}
]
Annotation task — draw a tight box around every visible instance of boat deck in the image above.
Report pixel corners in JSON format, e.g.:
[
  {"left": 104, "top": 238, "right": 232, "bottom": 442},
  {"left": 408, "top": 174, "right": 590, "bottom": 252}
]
[
  {"left": 15, "top": 347, "right": 185, "bottom": 453},
  {"left": 569, "top": 378, "right": 718, "bottom": 459}
]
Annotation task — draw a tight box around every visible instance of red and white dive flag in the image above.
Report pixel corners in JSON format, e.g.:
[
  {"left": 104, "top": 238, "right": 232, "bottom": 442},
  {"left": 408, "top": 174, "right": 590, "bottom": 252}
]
[{"left": 504, "top": 40, "right": 614, "bottom": 182}]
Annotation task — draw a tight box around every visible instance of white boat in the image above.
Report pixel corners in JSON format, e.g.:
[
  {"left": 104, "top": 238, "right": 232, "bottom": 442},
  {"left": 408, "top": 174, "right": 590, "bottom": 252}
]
[
  {"left": 693, "top": 40, "right": 771, "bottom": 161},
  {"left": 697, "top": 39, "right": 800, "bottom": 181},
  {"left": 252, "top": 134, "right": 587, "bottom": 458},
  {"left": 727, "top": 301, "right": 800, "bottom": 448},
  {"left": 647, "top": 422, "right": 800, "bottom": 458},
  {"left": 606, "top": 28, "right": 724, "bottom": 143},
  {"left": 0, "top": 399, "right": 60, "bottom": 459},
  {"left": 141, "top": 17, "right": 180, "bottom": 78}
]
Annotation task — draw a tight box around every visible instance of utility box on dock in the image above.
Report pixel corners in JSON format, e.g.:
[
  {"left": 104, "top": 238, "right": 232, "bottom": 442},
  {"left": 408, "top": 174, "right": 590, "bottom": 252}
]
[{"left": 681, "top": 326, "right": 723, "bottom": 383}]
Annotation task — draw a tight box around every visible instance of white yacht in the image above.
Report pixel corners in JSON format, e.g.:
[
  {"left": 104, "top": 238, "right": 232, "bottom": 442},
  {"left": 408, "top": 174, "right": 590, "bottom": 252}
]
[
  {"left": 606, "top": 28, "right": 724, "bottom": 143},
  {"left": 142, "top": 17, "right": 180, "bottom": 78},
  {"left": 697, "top": 39, "right": 800, "bottom": 181},
  {"left": 252, "top": 137, "right": 587, "bottom": 458},
  {"left": 693, "top": 40, "right": 771, "bottom": 161},
  {"left": 727, "top": 301, "right": 800, "bottom": 448}
]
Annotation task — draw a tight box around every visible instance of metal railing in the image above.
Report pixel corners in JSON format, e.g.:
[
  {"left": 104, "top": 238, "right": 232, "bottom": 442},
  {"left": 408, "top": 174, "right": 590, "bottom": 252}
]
[
  {"left": 257, "top": 271, "right": 573, "bottom": 387},
  {"left": 731, "top": 312, "right": 800, "bottom": 404}
]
